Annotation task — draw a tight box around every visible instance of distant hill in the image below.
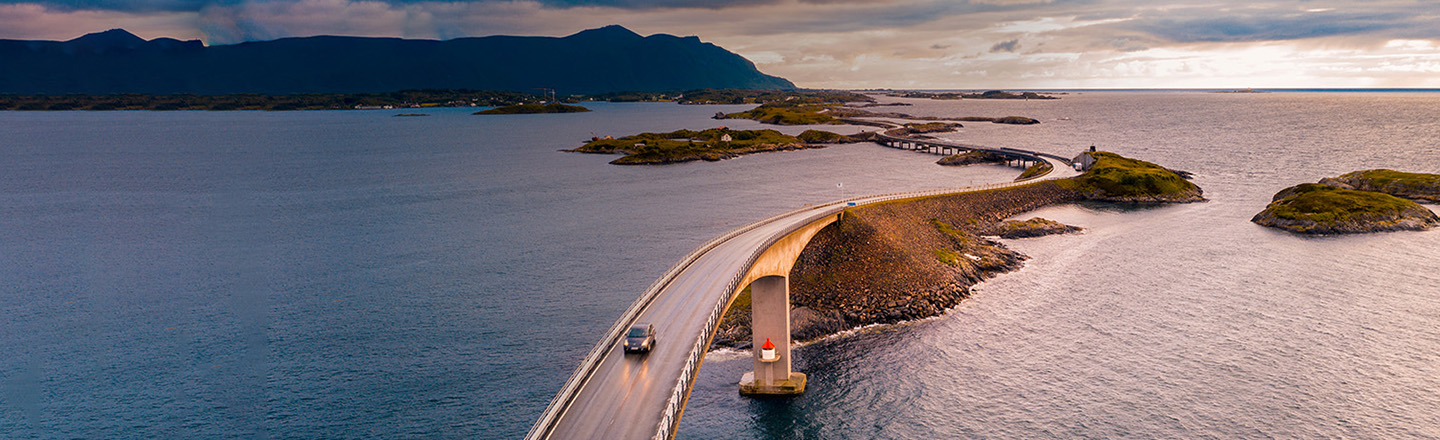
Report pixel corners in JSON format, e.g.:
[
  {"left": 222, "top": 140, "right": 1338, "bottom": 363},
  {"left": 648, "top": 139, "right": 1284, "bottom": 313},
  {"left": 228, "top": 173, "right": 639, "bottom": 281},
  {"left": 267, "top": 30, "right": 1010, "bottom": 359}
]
[{"left": 0, "top": 26, "right": 795, "bottom": 95}]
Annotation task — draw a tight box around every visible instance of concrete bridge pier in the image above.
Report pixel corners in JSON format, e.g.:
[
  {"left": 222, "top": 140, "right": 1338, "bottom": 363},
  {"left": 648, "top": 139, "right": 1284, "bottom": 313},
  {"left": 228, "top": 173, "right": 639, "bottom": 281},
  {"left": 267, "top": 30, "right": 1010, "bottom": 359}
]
[
  {"left": 738, "top": 275, "right": 805, "bottom": 396},
  {"left": 735, "top": 212, "right": 840, "bottom": 397}
]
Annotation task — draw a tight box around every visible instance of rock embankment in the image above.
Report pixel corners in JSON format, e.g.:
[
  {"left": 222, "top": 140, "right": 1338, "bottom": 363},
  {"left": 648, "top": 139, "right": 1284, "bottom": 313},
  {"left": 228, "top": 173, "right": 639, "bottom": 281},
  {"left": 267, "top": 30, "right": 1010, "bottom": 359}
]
[
  {"left": 711, "top": 182, "right": 1084, "bottom": 349},
  {"left": 709, "top": 151, "right": 1205, "bottom": 350},
  {"left": 1253, "top": 182, "right": 1439, "bottom": 234},
  {"left": 1318, "top": 169, "right": 1440, "bottom": 203}
]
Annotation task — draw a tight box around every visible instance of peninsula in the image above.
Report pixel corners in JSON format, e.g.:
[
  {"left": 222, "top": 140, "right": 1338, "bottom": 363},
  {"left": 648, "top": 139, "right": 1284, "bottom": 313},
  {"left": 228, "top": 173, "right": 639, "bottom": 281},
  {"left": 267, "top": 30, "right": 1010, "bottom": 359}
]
[{"left": 712, "top": 151, "right": 1200, "bottom": 348}]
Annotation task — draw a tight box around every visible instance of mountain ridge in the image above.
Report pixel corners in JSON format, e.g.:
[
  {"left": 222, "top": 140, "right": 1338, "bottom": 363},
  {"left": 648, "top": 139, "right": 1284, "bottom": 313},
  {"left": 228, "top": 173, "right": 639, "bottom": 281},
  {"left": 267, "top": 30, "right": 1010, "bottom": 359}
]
[{"left": 0, "top": 26, "right": 795, "bottom": 95}]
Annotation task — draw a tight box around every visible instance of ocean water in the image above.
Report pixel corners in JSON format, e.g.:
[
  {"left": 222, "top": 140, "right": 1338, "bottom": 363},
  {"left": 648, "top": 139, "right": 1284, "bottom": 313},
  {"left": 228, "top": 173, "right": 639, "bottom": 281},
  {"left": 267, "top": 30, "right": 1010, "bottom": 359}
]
[
  {"left": 680, "top": 92, "right": 1440, "bottom": 439},
  {"left": 0, "top": 102, "right": 1011, "bottom": 439},
  {"left": 2, "top": 93, "right": 1438, "bottom": 439}
]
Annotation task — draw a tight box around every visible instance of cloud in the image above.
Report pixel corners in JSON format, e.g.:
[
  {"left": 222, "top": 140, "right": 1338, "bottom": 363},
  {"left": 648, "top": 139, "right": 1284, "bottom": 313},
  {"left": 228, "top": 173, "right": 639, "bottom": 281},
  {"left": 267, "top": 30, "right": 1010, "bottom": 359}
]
[
  {"left": 4, "top": 0, "right": 1440, "bottom": 87},
  {"left": 0, "top": 3, "right": 201, "bottom": 40},
  {"left": 1123, "top": 8, "right": 1407, "bottom": 42},
  {"left": 990, "top": 38, "right": 1019, "bottom": 52}
]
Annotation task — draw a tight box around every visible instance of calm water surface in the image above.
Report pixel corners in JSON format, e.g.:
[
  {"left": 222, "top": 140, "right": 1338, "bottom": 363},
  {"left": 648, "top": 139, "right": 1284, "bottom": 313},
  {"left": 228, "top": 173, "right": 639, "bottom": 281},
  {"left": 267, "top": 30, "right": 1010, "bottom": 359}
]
[
  {"left": 682, "top": 93, "right": 1440, "bottom": 439},
  {"left": 0, "top": 103, "right": 1010, "bottom": 439},
  {"left": 2, "top": 94, "right": 1438, "bottom": 439}
]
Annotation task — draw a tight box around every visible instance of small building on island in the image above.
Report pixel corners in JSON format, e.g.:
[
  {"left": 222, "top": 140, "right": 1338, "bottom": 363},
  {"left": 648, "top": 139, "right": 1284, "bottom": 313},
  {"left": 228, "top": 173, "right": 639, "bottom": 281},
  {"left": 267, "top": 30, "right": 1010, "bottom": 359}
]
[{"left": 1072, "top": 146, "right": 1098, "bottom": 171}]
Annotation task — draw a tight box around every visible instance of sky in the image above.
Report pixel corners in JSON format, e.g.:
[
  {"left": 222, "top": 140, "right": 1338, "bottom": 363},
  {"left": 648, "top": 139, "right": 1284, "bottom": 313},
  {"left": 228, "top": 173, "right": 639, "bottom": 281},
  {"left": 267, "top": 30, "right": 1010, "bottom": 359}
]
[{"left": 2, "top": 0, "right": 1440, "bottom": 89}]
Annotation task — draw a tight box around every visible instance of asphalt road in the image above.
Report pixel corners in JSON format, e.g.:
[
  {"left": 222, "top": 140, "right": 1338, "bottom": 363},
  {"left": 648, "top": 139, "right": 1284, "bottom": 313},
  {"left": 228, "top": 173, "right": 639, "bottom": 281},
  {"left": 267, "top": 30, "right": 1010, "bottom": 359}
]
[{"left": 536, "top": 150, "right": 1078, "bottom": 440}]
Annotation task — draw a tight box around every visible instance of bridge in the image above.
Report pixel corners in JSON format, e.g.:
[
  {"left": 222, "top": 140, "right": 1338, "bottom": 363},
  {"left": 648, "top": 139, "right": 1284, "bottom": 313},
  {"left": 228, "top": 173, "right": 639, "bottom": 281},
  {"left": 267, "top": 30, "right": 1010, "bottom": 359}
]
[{"left": 526, "top": 134, "right": 1080, "bottom": 440}]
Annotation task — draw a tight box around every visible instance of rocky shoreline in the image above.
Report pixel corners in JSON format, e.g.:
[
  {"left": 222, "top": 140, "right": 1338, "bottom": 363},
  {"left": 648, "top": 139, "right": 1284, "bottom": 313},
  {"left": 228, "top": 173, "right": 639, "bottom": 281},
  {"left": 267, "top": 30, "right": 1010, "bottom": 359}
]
[{"left": 711, "top": 182, "right": 1085, "bottom": 349}]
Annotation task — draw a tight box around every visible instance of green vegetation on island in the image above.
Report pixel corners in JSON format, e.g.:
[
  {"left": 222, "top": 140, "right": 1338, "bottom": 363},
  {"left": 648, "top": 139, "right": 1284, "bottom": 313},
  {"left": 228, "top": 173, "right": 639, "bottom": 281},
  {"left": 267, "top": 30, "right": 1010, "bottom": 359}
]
[
  {"left": 1252, "top": 183, "right": 1439, "bottom": 234},
  {"left": 885, "top": 122, "right": 964, "bottom": 137},
  {"left": 474, "top": 103, "right": 591, "bottom": 115},
  {"left": 719, "top": 103, "right": 841, "bottom": 125},
  {"left": 937, "top": 151, "right": 1006, "bottom": 166},
  {"left": 1318, "top": 169, "right": 1440, "bottom": 203},
  {"left": 0, "top": 89, "right": 542, "bottom": 111},
  {"left": 568, "top": 128, "right": 858, "bottom": 165},
  {"left": 1066, "top": 151, "right": 1204, "bottom": 202},
  {"left": 1017, "top": 161, "right": 1053, "bottom": 181}
]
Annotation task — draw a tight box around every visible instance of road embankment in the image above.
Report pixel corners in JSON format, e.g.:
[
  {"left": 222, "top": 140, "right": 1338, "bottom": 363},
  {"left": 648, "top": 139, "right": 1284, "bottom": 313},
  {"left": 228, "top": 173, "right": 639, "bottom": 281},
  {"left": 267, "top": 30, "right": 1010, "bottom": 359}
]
[
  {"left": 712, "top": 181, "right": 1083, "bottom": 348},
  {"left": 711, "top": 150, "right": 1202, "bottom": 349}
]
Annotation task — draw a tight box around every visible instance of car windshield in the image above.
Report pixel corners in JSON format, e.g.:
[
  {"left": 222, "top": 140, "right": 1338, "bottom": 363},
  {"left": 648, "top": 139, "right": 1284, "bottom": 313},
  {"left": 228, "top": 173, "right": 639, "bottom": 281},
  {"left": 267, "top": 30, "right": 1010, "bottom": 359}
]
[{"left": 627, "top": 327, "right": 648, "bottom": 337}]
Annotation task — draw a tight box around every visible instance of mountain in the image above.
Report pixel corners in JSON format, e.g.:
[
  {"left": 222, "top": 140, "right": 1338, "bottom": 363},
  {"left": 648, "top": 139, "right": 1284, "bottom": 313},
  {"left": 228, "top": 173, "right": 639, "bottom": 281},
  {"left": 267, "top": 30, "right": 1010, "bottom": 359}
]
[{"left": 0, "top": 26, "right": 795, "bottom": 95}]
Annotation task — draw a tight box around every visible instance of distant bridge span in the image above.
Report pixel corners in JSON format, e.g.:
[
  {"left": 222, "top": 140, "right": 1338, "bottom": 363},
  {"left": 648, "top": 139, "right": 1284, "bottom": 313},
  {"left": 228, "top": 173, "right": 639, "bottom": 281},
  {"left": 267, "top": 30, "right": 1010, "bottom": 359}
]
[{"left": 526, "top": 135, "right": 1080, "bottom": 440}]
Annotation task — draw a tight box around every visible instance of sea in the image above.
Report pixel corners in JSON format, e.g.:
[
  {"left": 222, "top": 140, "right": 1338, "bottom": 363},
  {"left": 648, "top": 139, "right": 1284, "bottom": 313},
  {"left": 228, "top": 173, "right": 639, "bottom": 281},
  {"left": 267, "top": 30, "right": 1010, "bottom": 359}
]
[{"left": 2, "top": 92, "right": 1438, "bottom": 439}]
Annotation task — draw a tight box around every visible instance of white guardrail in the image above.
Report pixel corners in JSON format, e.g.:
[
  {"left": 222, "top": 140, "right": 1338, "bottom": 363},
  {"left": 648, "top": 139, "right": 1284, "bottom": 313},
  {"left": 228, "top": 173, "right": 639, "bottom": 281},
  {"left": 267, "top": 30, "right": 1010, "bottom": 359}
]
[{"left": 527, "top": 139, "right": 1072, "bottom": 440}]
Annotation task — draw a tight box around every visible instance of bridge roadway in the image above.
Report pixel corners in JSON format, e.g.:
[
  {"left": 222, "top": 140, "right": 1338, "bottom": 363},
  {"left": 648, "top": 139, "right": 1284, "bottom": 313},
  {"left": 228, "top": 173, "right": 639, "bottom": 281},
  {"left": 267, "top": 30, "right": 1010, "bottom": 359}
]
[{"left": 528, "top": 136, "right": 1079, "bottom": 440}]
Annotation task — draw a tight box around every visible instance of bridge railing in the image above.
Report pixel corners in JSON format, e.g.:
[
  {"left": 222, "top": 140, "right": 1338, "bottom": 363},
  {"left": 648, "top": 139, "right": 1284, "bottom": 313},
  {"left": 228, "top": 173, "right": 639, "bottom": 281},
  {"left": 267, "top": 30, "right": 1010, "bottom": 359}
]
[
  {"left": 530, "top": 133, "right": 1077, "bottom": 440},
  {"left": 525, "top": 188, "right": 880, "bottom": 440},
  {"left": 650, "top": 154, "right": 1076, "bottom": 440}
]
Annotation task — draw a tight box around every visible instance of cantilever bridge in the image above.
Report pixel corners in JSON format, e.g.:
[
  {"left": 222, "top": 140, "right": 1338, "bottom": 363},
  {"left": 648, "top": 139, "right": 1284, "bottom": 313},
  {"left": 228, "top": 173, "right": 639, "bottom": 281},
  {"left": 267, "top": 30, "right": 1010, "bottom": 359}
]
[{"left": 526, "top": 134, "right": 1080, "bottom": 440}]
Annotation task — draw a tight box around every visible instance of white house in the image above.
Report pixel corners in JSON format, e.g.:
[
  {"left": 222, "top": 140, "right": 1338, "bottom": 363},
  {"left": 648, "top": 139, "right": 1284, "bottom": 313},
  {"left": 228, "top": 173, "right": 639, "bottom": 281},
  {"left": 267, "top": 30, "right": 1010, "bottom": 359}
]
[{"left": 1072, "top": 146, "right": 1099, "bottom": 171}]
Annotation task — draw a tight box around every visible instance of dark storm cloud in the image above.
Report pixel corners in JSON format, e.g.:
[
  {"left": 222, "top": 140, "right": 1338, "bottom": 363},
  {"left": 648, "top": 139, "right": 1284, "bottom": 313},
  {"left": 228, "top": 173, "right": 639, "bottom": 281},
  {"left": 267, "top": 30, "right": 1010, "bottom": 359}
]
[{"left": 990, "top": 39, "right": 1018, "bottom": 52}]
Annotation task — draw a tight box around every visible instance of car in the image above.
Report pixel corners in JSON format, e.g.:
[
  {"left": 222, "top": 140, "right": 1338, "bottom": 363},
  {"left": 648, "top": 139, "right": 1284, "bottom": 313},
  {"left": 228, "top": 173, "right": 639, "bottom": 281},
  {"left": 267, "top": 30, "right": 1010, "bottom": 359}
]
[{"left": 623, "top": 323, "right": 656, "bottom": 353}]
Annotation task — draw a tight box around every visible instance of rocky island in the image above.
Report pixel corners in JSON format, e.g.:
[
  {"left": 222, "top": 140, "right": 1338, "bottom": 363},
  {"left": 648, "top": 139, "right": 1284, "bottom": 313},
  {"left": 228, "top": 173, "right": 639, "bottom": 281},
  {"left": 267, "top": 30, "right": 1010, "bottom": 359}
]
[
  {"left": 982, "top": 217, "right": 1083, "bottom": 238},
  {"left": 936, "top": 151, "right": 1007, "bottom": 166},
  {"left": 1253, "top": 171, "right": 1440, "bottom": 234},
  {"left": 474, "top": 103, "right": 591, "bottom": 115},
  {"left": 1068, "top": 151, "right": 1204, "bottom": 203},
  {"left": 567, "top": 128, "right": 861, "bottom": 164},
  {"left": 711, "top": 151, "right": 1197, "bottom": 349},
  {"left": 1318, "top": 169, "right": 1440, "bottom": 203},
  {"left": 890, "top": 90, "right": 1059, "bottom": 100}
]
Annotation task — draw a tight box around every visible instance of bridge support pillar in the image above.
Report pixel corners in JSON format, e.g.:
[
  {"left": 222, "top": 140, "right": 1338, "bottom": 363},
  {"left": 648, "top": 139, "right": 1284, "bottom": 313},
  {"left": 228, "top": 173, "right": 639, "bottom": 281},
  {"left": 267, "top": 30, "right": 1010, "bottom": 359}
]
[{"left": 739, "top": 275, "right": 806, "bottom": 396}]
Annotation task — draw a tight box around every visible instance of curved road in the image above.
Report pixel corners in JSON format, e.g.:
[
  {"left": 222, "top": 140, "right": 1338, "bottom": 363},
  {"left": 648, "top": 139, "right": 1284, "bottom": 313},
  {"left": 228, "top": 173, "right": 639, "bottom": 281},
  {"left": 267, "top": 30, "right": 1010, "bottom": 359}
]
[{"left": 529, "top": 139, "right": 1080, "bottom": 440}]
